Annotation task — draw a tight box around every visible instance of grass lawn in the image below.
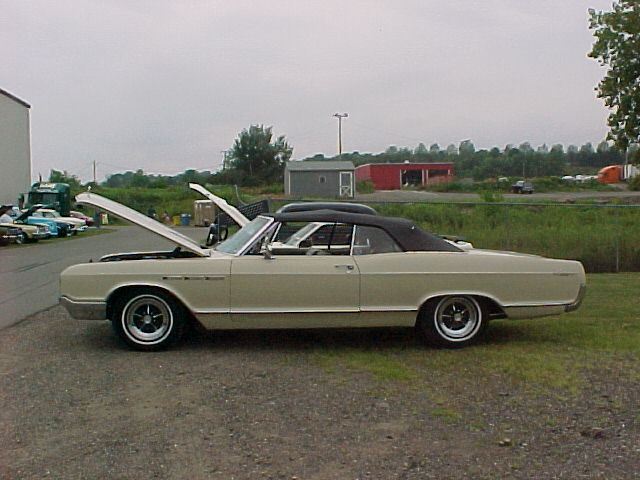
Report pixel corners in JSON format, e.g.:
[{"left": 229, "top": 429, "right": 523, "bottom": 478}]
[{"left": 313, "top": 273, "right": 640, "bottom": 400}]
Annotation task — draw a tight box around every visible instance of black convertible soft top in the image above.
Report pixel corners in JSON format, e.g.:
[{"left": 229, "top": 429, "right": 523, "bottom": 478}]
[
  {"left": 266, "top": 210, "right": 462, "bottom": 252},
  {"left": 276, "top": 202, "right": 377, "bottom": 215}
]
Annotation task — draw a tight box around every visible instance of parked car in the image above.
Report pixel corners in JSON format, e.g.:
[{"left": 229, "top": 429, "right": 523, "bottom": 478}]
[
  {"left": 1, "top": 210, "right": 51, "bottom": 243},
  {"left": 59, "top": 191, "right": 586, "bottom": 352},
  {"left": 33, "top": 208, "right": 88, "bottom": 232},
  {"left": 272, "top": 202, "right": 377, "bottom": 245},
  {"left": 0, "top": 225, "right": 23, "bottom": 246},
  {"left": 511, "top": 180, "right": 534, "bottom": 194},
  {"left": 270, "top": 221, "right": 355, "bottom": 254},
  {"left": 70, "top": 210, "right": 95, "bottom": 227},
  {"left": 11, "top": 206, "right": 71, "bottom": 238}
]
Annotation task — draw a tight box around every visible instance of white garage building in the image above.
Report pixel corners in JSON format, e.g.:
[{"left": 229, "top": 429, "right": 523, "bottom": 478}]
[{"left": 0, "top": 88, "right": 31, "bottom": 205}]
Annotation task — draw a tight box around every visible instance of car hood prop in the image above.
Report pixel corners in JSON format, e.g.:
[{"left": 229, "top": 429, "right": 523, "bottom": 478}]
[{"left": 75, "top": 192, "right": 211, "bottom": 257}]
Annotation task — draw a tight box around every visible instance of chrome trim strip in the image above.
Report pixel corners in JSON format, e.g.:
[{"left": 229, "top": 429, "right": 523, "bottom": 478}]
[
  {"left": 162, "top": 275, "right": 225, "bottom": 281},
  {"left": 194, "top": 307, "right": 416, "bottom": 315},
  {"left": 360, "top": 306, "right": 417, "bottom": 312},
  {"left": 503, "top": 301, "right": 574, "bottom": 308},
  {"left": 233, "top": 308, "right": 360, "bottom": 314},
  {"left": 59, "top": 296, "right": 107, "bottom": 320}
]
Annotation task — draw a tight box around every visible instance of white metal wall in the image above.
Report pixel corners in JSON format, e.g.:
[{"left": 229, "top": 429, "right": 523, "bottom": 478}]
[{"left": 0, "top": 93, "right": 31, "bottom": 205}]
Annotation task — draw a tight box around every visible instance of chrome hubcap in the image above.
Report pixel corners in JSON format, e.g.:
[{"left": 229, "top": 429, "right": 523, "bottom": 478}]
[
  {"left": 123, "top": 296, "right": 172, "bottom": 344},
  {"left": 435, "top": 296, "right": 480, "bottom": 340}
]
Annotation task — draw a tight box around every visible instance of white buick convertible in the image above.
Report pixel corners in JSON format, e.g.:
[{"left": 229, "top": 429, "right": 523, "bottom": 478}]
[{"left": 60, "top": 190, "right": 586, "bottom": 351}]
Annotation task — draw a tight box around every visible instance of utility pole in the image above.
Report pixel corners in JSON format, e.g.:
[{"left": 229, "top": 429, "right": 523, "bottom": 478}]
[
  {"left": 221, "top": 150, "right": 230, "bottom": 170},
  {"left": 333, "top": 113, "right": 348, "bottom": 155},
  {"left": 93, "top": 160, "right": 97, "bottom": 184}
]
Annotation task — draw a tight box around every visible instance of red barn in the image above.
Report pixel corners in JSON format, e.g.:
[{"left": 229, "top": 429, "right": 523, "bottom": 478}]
[{"left": 355, "top": 162, "right": 454, "bottom": 190}]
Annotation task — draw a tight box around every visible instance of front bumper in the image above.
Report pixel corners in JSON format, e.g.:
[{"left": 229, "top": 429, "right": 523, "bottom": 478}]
[
  {"left": 59, "top": 296, "right": 107, "bottom": 320},
  {"left": 1, "top": 234, "right": 19, "bottom": 243}
]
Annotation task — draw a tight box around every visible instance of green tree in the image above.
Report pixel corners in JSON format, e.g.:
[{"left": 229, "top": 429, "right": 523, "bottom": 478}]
[
  {"left": 48, "top": 169, "right": 82, "bottom": 189},
  {"left": 589, "top": 2, "right": 640, "bottom": 151},
  {"left": 459, "top": 139, "right": 475, "bottom": 156},
  {"left": 229, "top": 125, "right": 292, "bottom": 184},
  {"left": 414, "top": 142, "right": 428, "bottom": 155},
  {"left": 130, "top": 169, "right": 150, "bottom": 188}
]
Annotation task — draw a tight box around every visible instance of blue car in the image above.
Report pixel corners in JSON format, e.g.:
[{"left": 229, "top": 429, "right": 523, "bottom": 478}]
[{"left": 11, "top": 206, "right": 71, "bottom": 238}]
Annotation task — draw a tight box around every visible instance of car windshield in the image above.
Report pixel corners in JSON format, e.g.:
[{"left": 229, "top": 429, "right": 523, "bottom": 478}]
[
  {"left": 283, "top": 222, "right": 323, "bottom": 246},
  {"left": 215, "top": 216, "right": 273, "bottom": 255}
]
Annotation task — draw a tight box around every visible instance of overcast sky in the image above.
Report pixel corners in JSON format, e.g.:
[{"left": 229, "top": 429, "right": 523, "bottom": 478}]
[{"left": 2, "top": 0, "right": 614, "bottom": 182}]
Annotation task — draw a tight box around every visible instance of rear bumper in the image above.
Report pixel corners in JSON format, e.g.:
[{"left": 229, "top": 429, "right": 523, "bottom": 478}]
[
  {"left": 503, "top": 283, "right": 587, "bottom": 319},
  {"left": 565, "top": 284, "right": 587, "bottom": 312},
  {"left": 59, "top": 296, "right": 107, "bottom": 320}
]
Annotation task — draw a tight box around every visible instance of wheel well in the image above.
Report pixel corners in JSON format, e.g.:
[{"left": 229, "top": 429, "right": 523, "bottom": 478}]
[
  {"left": 417, "top": 294, "right": 506, "bottom": 324},
  {"left": 106, "top": 286, "right": 199, "bottom": 325}
]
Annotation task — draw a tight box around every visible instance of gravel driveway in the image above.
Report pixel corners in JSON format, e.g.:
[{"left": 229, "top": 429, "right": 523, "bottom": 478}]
[{"left": 1, "top": 307, "right": 638, "bottom": 479}]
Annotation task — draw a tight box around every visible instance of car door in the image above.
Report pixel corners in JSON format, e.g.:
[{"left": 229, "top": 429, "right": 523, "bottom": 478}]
[
  {"left": 351, "top": 225, "right": 417, "bottom": 327},
  {"left": 228, "top": 254, "right": 360, "bottom": 328}
]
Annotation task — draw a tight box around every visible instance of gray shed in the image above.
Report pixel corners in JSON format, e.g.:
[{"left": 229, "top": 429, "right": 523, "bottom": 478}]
[{"left": 284, "top": 161, "right": 355, "bottom": 198}]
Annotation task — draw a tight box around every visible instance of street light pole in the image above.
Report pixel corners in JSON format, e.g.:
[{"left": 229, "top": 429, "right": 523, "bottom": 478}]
[{"left": 333, "top": 113, "right": 348, "bottom": 155}]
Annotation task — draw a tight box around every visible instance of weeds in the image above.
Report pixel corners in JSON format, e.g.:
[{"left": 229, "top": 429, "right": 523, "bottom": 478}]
[{"left": 376, "top": 202, "right": 640, "bottom": 272}]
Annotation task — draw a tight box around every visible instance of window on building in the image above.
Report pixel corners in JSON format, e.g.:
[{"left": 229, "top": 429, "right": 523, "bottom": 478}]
[{"left": 318, "top": 175, "right": 326, "bottom": 184}]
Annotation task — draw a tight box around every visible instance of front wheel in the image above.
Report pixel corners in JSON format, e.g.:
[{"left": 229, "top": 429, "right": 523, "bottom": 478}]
[
  {"left": 417, "top": 296, "right": 486, "bottom": 347},
  {"left": 111, "top": 289, "right": 186, "bottom": 351},
  {"left": 15, "top": 233, "right": 27, "bottom": 244}
]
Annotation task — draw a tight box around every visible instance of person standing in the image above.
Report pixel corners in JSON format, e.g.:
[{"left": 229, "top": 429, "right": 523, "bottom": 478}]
[{"left": 0, "top": 205, "right": 14, "bottom": 223}]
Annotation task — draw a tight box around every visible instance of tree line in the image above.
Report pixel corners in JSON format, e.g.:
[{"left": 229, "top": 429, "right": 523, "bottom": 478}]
[
  {"left": 51, "top": 139, "right": 630, "bottom": 191},
  {"left": 305, "top": 140, "right": 629, "bottom": 181}
]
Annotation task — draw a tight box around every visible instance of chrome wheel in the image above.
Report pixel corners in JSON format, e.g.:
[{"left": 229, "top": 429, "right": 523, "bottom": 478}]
[
  {"left": 121, "top": 295, "right": 173, "bottom": 345},
  {"left": 434, "top": 296, "right": 482, "bottom": 341}
]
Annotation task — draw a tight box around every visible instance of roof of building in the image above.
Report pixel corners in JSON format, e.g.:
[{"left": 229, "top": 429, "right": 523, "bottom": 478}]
[
  {"left": 356, "top": 162, "right": 452, "bottom": 168},
  {"left": 265, "top": 209, "right": 462, "bottom": 252},
  {"left": 0, "top": 88, "right": 31, "bottom": 108},
  {"left": 286, "top": 161, "right": 355, "bottom": 171}
]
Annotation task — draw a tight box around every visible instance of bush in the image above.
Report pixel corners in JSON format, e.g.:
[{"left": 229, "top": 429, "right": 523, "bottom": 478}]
[
  {"left": 356, "top": 180, "right": 376, "bottom": 194},
  {"left": 628, "top": 175, "right": 640, "bottom": 191},
  {"left": 478, "top": 190, "right": 505, "bottom": 202}
]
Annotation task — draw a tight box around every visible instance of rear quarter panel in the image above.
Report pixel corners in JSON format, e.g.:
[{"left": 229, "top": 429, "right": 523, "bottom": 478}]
[{"left": 354, "top": 250, "right": 585, "bottom": 311}]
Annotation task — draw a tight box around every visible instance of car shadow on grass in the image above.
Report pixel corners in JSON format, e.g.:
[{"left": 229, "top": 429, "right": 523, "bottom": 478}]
[
  {"left": 181, "top": 319, "right": 560, "bottom": 353},
  {"left": 82, "top": 317, "right": 565, "bottom": 353}
]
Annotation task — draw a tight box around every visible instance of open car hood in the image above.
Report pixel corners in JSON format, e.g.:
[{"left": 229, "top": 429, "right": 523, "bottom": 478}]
[
  {"left": 15, "top": 204, "right": 45, "bottom": 222},
  {"left": 75, "top": 192, "right": 211, "bottom": 257},
  {"left": 188, "top": 183, "right": 249, "bottom": 227}
]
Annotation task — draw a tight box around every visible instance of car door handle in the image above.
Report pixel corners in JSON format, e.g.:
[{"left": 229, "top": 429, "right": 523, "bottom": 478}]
[{"left": 334, "top": 264, "right": 354, "bottom": 270}]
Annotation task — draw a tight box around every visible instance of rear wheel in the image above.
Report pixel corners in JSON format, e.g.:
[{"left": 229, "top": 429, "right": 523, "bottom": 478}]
[
  {"left": 418, "top": 295, "right": 486, "bottom": 347},
  {"left": 111, "top": 289, "right": 186, "bottom": 351}
]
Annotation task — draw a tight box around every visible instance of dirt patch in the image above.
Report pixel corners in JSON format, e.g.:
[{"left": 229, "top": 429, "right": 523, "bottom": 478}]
[{"left": 1, "top": 307, "right": 638, "bottom": 479}]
